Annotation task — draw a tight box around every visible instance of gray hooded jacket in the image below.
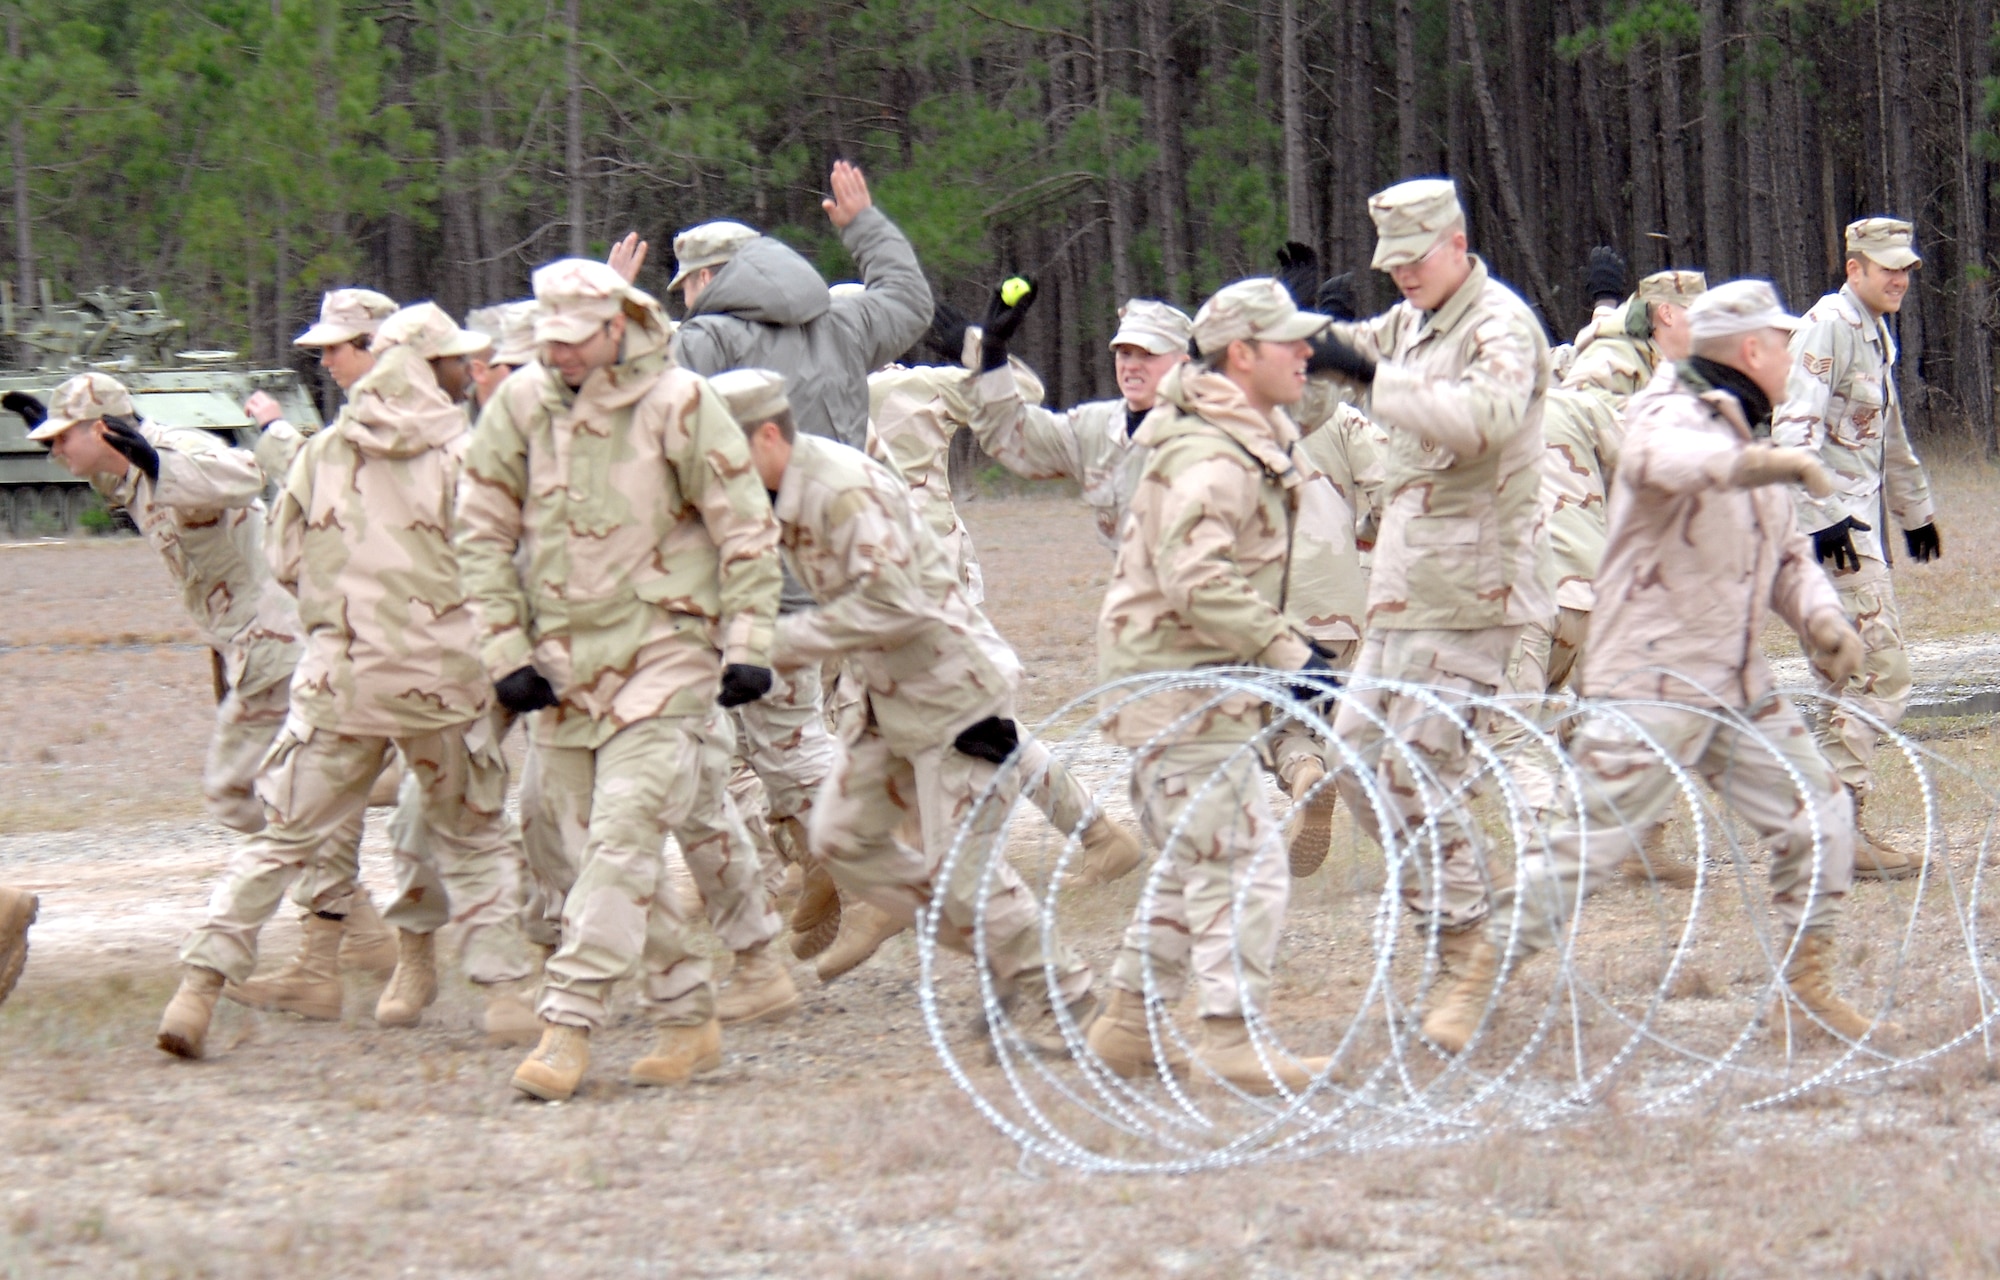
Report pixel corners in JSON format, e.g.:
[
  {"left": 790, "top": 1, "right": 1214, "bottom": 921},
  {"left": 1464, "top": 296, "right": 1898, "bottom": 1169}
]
[{"left": 671, "top": 206, "right": 932, "bottom": 449}]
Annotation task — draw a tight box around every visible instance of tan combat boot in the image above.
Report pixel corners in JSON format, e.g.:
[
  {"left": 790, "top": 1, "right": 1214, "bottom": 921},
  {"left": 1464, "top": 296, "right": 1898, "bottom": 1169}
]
[
  {"left": 1074, "top": 817, "right": 1144, "bottom": 888},
  {"left": 157, "top": 966, "right": 227, "bottom": 1060},
  {"left": 1421, "top": 929, "right": 1501, "bottom": 1055},
  {"left": 788, "top": 865, "right": 843, "bottom": 961},
  {"left": 1084, "top": 988, "right": 1189, "bottom": 1079},
  {"left": 1852, "top": 793, "right": 1924, "bottom": 881},
  {"left": 1002, "top": 981, "right": 1099, "bottom": 1057},
  {"left": 1777, "top": 928, "right": 1900, "bottom": 1045},
  {"left": 480, "top": 979, "right": 542, "bottom": 1045},
  {"left": 1287, "top": 758, "right": 1337, "bottom": 878},
  {"left": 336, "top": 894, "right": 398, "bottom": 976},
  {"left": 771, "top": 862, "right": 805, "bottom": 921},
  {"left": 815, "top": 899, "right": 906, "bottom": 983},
  {"left": 1619, "top": 825, "right": 1698, "bottom": 889},
  {"left": 629, "top": 1018, "right": 723, "bottom": 1087},
  {"left": 223, "top": 914, "right": 344, "bottom": 1020},
  {"left": 1193, "top": 1016, "right": 1329, "bottom": 1096},
  {"left": 0, "top": 886, "right": 39, "bottom": 1007},
  {"left": 716, "top": 942, "right": 802, "bottom": 1026},
  {"left": 373, "top": 929, "right": 439, "bottom": 1027},
  {"left": 513, "top": 1022, "right": 591, "bottom": 1100}
]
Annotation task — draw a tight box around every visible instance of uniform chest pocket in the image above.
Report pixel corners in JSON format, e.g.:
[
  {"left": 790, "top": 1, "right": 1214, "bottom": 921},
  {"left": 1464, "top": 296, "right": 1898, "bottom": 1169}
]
[
  {"left": 1402, "top": 514, "right": 1493, "bottom": 605},
  {"left": 1832, "top": 378, "right": 1886, "bottom": 445},
  {"left": 1404, "top": 515, "right": 1481, "bottom": 548}
]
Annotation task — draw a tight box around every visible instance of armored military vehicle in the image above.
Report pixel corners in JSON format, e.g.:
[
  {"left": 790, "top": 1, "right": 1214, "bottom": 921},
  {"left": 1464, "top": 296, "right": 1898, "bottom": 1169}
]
[{"left": 0, "top": 283, "right": 324, "bottom": 537}]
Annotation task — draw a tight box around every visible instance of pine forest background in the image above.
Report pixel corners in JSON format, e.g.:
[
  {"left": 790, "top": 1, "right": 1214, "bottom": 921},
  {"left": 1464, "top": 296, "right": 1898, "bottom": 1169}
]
[{"left": 5, "top": 0, "right": 1997, "bottom": 442}]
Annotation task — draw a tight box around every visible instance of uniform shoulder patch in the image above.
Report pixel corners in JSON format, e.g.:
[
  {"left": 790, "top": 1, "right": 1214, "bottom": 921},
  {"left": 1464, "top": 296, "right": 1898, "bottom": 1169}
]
[{"left": 1801, "top": 352, "right": 1835, "bottom": 382}]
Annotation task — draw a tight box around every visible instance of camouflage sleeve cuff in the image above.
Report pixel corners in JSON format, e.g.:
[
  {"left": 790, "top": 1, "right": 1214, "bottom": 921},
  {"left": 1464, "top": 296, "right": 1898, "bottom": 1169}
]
[
  {"left": 482, "top": 631, "right": 534, "bottom": 682},
  {"left": 973, "top": 364, "right": 1021, "bottom": 406},
  {"left": 1255, "top": 631, "right": 1313, "bottom": 672},
  {"left": 1897, "top": 499, "right": 1937, "bottom": 531},
  {"left": 720, "top": 612, "right": 774, "bottom": 669}
]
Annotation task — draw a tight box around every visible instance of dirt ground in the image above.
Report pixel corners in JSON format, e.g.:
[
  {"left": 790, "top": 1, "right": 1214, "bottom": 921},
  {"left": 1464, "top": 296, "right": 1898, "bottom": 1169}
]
[{"left": 6, "top": 485, "right": 2000, "bottom": 1278}]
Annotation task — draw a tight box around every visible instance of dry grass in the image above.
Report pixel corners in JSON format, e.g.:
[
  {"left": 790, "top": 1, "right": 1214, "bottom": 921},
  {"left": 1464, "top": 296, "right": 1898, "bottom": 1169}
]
[{"left": 7, "top": 494, "right": 2000, "bottom": 1275}]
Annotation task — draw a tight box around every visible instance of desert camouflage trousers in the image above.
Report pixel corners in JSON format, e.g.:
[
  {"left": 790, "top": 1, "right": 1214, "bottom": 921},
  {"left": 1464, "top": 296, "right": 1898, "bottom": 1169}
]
[
  {"left": 1269, "top": 637, "right": 1359, "bottom": 790},
  {"left": 1815, "top": 556, "right": 1911, "bottom": 799},
  {"left": 534, "top": 714, "right": 734, "bottom": 1030},
  {"left": 519, "top": 708, "right": 778, "bottom": 965},
  {"left": 730, "top": 663, "right": 837, "bottom": 897},
  {"left": 1495, "top": 696, "right": 1852, "bottom": 954},
  {"left": 810, "top": 711, "right": 1093, "bottom": 1004},
  {"left": 1509, "top": 605, "right": 1590, "bottom": 699},
  {"left": 1333, "top": 626, "right": 1522, "bottom": 933},
  {"left": 181, "top": 711, "right": 533, "bottom": 986},
  {"left": 1111, "top": 739, "right": 1289, "bottom": 1019}
]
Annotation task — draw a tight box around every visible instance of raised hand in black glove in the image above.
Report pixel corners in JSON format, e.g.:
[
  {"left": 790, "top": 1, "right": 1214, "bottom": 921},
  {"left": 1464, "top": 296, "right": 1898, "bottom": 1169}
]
[
  {"left": 1316, "top": 272, "right": 1359, "bottom": 323},
  {"left": 1812, "top": 515, "right": 1871, "bottom": 574},
  {"left": 1584, "top": 245, "right": 1628, "bottom": 306},
  {"left": 100, "top": 416, "right": 160, "bottom": 484},
  {"left": 1274, "top": 240, "right": 1321, "bottom": 309},
  {"left": 494, "top": 665, "right": 559, "bottom": 714},
  {"left": 716, "top": 663, "right": 774, "bottom": 708},
  {"left": 1306, "top": 329, "right": 1375, "bottom": 383},
  {"left": 952, "top": 714, "right": 1020, "bottom": 764},
  {"left": 1904, "top": 522, "right": 1942, "bottom": 564},
  {"left": 925, "top": 301, "right": 971, "bottom": 366},
  {"left": 1286, "top": 646, "right": 1344, "bottom": 710},
  {"left": 979, "top": 277, "right": 1037, "bottom": 372},
  {"left": 2, "top": 391, "right": 46, "bottom": 430}
]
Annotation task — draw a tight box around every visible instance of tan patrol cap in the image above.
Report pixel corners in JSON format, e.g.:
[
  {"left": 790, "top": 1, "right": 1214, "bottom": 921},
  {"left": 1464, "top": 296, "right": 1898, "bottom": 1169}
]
[
  {"left": 1636, "top": 270, "right": 1707, "bottom": 307},
  {"left": 709, "top": 368, "right": 790, "bottom": 427},
  {"left": 1685, "top": 279, "right": 1803, "bottom": 344},
  {"left": 1192, "top": 278, "right": 1331, "bottom": 354},
  {"left": 1110, "top": 299, "right": 1194, "bottom": 355},
  {"left": 371, "top": 302, "right": 492, "bottom": 360},
  {"left": 670, "top": 221, "right": 759, "bottom": 290},
  {"left": 531, "top": 259, "right": 636, "bottom": 344},
  {"left": 295, "top": 288, "right": 398, "bottom": 348},
  {"left": 29, "top": 372, "right": 134, "bottom": 441},
  {"left": 466, "top": 300, "right": 538, "bottom": 366},
  {"left": 1846, "top": 217, "right": 1921, "bottom": 270},
  {"left": 1367, "top": 178, "right": 1464, "bottom": 270}
]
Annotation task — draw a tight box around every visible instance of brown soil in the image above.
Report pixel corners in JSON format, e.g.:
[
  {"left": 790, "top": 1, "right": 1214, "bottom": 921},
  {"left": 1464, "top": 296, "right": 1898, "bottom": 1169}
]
[{"left": 4, "top": 496, "right": 2000, "bottom": 1278}]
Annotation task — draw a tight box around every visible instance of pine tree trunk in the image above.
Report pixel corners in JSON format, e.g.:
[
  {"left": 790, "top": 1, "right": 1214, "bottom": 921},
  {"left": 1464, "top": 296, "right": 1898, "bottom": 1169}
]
[
  {"left": 1698, "top": 0, "right": 1732, "bottom": 278},
  {"left": 1395, "top": 0, "right": 1421, "bottom": 175},
  {"left": 7, "top": 8, "right": 31, "bottom": 308},
  {"left": 1094, "top": 0, "right": 1133, "bottom": 305},
  {"left": 1453, "top": 0, "right": 1554, "bottom": 315},
  {"left": 1139, "top": 0, "right": 1184, "bottom": 299},
  {"left": 1657, "top": 39, "right": 1696, "bottom": 267},
  {"left": 1280, "top": 0, "right": 1312, "bottom": 242},
  {"left": 1626, "top": 42, "right": 1661, "bottom": 273},
  {"left": 564, "top": 0, "right": 585, "bottom": 257}
]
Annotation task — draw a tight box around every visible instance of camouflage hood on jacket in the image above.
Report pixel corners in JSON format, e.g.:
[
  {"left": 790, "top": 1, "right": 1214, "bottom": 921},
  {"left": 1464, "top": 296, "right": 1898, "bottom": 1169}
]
[{"left": 336, "top": 345, "right": 471, "bottom": 458}]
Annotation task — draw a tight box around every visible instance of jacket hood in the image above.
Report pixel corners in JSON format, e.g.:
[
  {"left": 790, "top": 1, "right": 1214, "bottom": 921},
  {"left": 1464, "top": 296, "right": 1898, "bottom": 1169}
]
[
  {"left": 686, "top": 236, "right": 831, "bottom": 327},
  {"left": 1141, "top": 364, "right": 1304, "bottom": 484},
  {"left": 337, "top": 345, "right": 469, "bottom": 457}
]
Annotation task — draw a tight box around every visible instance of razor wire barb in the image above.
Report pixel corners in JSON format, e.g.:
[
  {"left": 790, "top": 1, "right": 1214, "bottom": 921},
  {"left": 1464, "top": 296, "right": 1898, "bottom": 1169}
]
[{"left": 912, "top": 669, "right": 2000, "bottom": 1174}]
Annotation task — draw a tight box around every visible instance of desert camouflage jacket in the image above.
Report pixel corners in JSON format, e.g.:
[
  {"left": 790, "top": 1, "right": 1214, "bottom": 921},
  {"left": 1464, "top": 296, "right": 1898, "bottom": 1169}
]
[
  {"left": 1771, "top": 284, "right": 1935, "bottom": 564},
  {"left": 771, "top": 433, "right": 1019, "bottom": 754},
  {"left": 967, "top": 368, "right": 1145, "bottom": 549},
  {"left": 97, "top": 420, "right": 303, "bottom": 698},
  {"left": 269, "top": 345, "right": 489, "bottom": 736},
  {"left": 1097, "top": 366, "right": 1314, "bottom": 745},
  {"left": 1583, "top": 361, "right": 1842, "bottom": 707},
  {"left": 1329, "top": 256, "right": 1552, "bottom": 632},
  {"left": 864, "top": 361, "right": 1011, "bottom": 604},
  {"left": 456, "top": 312, "right": 781, "bottom": 750}
]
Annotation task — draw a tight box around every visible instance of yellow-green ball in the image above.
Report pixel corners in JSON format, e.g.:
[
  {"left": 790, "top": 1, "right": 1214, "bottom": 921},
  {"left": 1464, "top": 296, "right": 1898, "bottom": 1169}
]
[{"left": 1000, "top": 277, "right": 1031, "bottom": 307}]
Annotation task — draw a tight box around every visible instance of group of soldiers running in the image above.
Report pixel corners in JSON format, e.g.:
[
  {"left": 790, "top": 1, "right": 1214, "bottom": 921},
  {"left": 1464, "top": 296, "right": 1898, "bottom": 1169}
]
[{"left": 0, "top": 159, "right": 1939, "bottom": 1097}]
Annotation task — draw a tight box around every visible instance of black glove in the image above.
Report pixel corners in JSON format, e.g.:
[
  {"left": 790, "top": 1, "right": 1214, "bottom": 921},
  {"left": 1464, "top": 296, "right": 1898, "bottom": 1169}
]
[
  {"left": 716, "top": 663, "right": 774, "bottom": 708},
  {"left": 100, "top": 416, "right": 159, "bottom": 484},
  {"left": 1903, "top": 522, "right": 1941, "bottom": 564},
  {"left": 1286, "top": 647, "right": 1344, "bottom": 709},
  {"left": 1811, "top": 516, "right": 1871, "bottom": 574},
  {"left": 1316, "top": 272, "right": 1359, "bottom": 323},
  {"left": 1584, "top": 245, "right": 1628, "bottom": 305},
  {"left": 1274, "top": 240, "right": 1321, "bottom": 309},
  {"left": 494, "top": 665, "right": 559, "bottom": 714},
  {"left": 952, "top": 715, "right": 1020, "bottom": 764},
  {"left": 2, "top": 391, "right": 46, "bottom": 430},
  {"left": 979, "top": 277, "right": 1037, "bottom": 372},
  {"left": 1306, "top": 330, "right": 1375, "bottom": 383},
  {"left": 924, "top": 301, "right": 970, "bottom": 365}
]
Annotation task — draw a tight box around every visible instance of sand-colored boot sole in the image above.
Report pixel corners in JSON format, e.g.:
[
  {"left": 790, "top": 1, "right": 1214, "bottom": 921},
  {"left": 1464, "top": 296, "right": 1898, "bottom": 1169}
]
[{"left": 630, "top": 1020, "right": 724, "bottom": 1087}]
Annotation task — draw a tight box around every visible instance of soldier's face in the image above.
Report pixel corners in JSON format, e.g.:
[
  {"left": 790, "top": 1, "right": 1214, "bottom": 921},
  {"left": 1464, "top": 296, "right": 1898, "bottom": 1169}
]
[
  {"left": 1653, "top": 303, "right": 1692, "bottom": 361},
  {"left": 431, "top": 355, "right": 473, "bottom": 403},
  {"left": 1388, "top": 231, "right": 1471, "bottom": 311},
  {"left": 470, "top": 358, "right": 517, "bottom": 407},
  {"left": 1735, "top": 328, "right": 1795, "bottom": 405},
  {"left": 1846, "top": 258, "right": 1910, "bottom": 316},
  {"left": 319, "top": 340, "right": 375, "bottom": 391},
  {"left": 680, "top": 268, "right": 717, "bottom": 309},
  {"left": 747, "top": 421, "right": 792, "bottom": 492},
  {"left": 1112, "top": 345, "right": 1185, "bottom": 410},
  {"left": 47, "top": 420, "right": 125, "bottom": 479},
  {"left": 545, "top": 316, "right": 627, "bottom": 389},
  {"left": 1226, "top": 338, "right": 1311, "bottom": 411}
]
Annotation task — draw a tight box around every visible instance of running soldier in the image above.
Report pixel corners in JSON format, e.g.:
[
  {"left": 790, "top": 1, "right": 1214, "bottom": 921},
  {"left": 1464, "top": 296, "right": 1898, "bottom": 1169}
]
[
  {"left": 456, "top": 260, "right": 783, "bottom": 1102},
  {"left": 1772, "top": 217, "right": 1937, "bottom": 879}
]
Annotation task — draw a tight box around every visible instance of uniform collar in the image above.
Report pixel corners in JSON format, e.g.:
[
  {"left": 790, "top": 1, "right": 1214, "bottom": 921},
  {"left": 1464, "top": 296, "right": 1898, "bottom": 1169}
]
[
  {"left": 1418, "top": 255, "right": 1492, "bottom": 339},
  {"left": 773, "top": 432, "right": 831, "bottom": 525}
]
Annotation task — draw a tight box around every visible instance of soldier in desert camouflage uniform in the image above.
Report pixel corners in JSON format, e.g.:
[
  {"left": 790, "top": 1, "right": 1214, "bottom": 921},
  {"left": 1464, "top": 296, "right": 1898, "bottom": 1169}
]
[
  {"left": 1305, "top": 179, "right": 1553, "bottom": 1049},
  {"left": 456, "top": 260, "right": 784, "bottom": 1102},
  {"left": 711, "top": 367, "right": 1113, "bottom": 1049},
  {"left": 155, "top": 304, "right": 539, "bottom": 1062},
  {"left": 245, "top": 288, "right": 399, "bottom": 483},
  {"left": 1772, "top": 217, "right": 1938, "bottom": 880},
  {"left": 1084, "top": 279, "right": 1336, "bottom": 1096},
  {"left": 30, "top": 373, "right": 400, "bottom": 1018},
  {"left": 1444, "top": 282, "right": 1886, "bottom": 1053}
]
